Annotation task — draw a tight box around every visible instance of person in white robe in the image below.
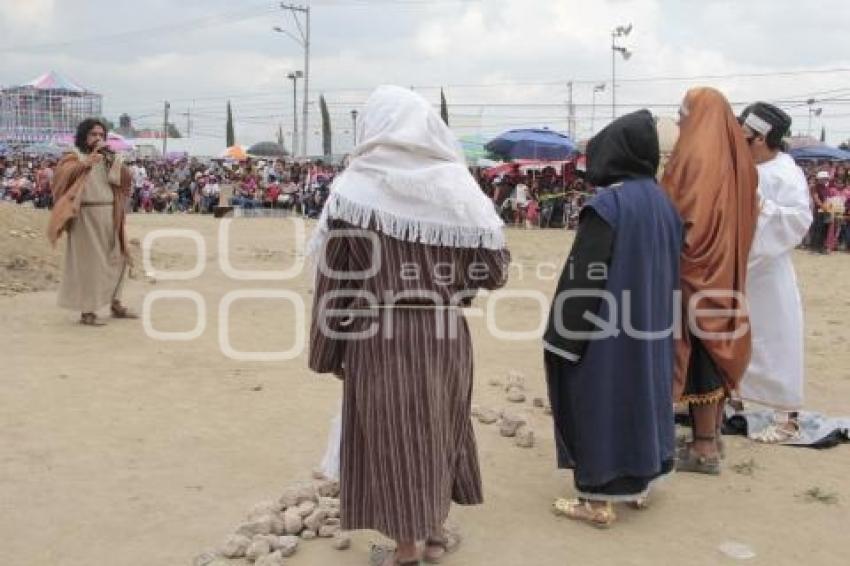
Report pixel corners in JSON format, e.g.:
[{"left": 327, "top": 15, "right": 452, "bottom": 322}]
[{"left": 738, "top": 103, "right": 813, "bottom": 443}]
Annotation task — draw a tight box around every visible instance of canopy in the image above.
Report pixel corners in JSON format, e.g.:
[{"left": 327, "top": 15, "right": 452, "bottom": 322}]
[
  {"left": 485, "top": 128, "right": 577, "bottom": 160},
  {"left": 23, "top": 70, "right": 88, "bottom": 93},
  {"left": 248, "top": 141, "right": 288, "bottom": 158},
  {"left": 220, "top": 145, "right": 248, "bottom": 160},
  {"left": 789, "top": 145, "right": 850, "bottom": 162}
]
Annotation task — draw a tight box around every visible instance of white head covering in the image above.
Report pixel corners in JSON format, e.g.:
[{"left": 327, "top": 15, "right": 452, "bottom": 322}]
[{"left": 306, "top": 85, "right": 504, "bottom": 258}]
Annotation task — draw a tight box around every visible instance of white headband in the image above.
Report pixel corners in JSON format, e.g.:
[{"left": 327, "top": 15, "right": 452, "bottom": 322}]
[{"left": 744, "top": 113, "right": 772, "bottom": 136}]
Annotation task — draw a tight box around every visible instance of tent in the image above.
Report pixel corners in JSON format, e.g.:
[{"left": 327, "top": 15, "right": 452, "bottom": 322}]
[
  {"left": 220, "top": 145, "right": 248, "bottom": 160},
  {"left": 789, "top": 145, "right": 850, "bottom": 162}
]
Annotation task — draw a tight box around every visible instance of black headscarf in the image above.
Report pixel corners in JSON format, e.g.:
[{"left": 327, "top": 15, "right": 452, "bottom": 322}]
[
  {"left": 585, "top": 109, "right": 660, "bottom": 188},
  {"left": 738, "top": 102, "right": 791, "bottom": 150}
]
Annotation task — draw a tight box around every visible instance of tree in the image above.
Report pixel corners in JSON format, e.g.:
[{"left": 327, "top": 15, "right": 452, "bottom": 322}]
[
  {"left": 167, "top": 123, "right": 182, "bottom": 139},
  {"left": 319, "top": 94, "right": 332, "bottom": 158},
  {"left": 277, "top": 124, "right": 285, "bottom": 147},
  {"left": 226, "top": 101, "right": 235, "bottom": 147},
  {"left": 840, "top": 141, "right": 850, "bottom": 151},
  {"left": 820, "top": 126, "right": 826, "bottom": 143},
  {"left": 99, "top": 117, "right": 115, "bottom": 132},
  {"left": 440, "top": 88, "right": 449, "bottom": 126}
]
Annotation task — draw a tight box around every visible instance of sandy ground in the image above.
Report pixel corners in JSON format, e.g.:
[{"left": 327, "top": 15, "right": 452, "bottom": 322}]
[{"left": 1, "top": 203, "right": 848, "bottom": 566}]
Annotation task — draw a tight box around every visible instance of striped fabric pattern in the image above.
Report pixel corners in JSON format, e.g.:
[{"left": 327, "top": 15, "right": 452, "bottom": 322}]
[{"left": 309, "top": 219, "right": 509, "bottom": 541}]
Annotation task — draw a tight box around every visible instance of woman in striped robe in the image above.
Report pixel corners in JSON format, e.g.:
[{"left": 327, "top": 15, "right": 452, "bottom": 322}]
[{"left": 308, "top": 85, "right": 509, "bottom": 565}]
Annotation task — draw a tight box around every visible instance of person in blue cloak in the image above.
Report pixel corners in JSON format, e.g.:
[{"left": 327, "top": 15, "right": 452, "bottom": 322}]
[{"left": 544, "top": 109, "right": 683, "bottom": 528}]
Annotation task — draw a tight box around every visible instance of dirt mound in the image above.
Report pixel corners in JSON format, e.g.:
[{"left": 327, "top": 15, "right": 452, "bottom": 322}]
[{"left": 0, "top": 203, "right": 61, "bottom": 296}]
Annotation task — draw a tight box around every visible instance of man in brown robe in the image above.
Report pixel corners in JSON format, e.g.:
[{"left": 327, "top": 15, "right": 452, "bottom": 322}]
[{"left": 48, "top": 118, "right": 136, "bottom": 326}]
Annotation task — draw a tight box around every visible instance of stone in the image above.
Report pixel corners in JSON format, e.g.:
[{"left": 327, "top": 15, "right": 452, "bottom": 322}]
[
  {"left": 7, "top": 255, "right": 28, "bottom": 270},
  {"left": 506, "top": 387, "right": 526, "bottom": 403},
  {"left": 315, "top": 479, "right": 340, "bottom": 498},
  {"left": 303, "top": 508, "right": 328, "bottom": 531},
  {"left": 318, "top": 497, "right": 340, "bottom": 509},
  {"left": 505, "top": 371, "right": 525, "bottom": 392},
  {"left": 283, "top": 508, "right": 303, "bottom": 535},
  {"left": 236, "top": 516, "right": 273, "bottom": 537},
  {"left": 332, "top": 531, "right": 352, "bottom": 550},
  {"left": 488, "top": 377, "right": 503, "bottom": 388},
  {"left": 296, "top": 500, "right": 317, "bottom": 518},
  {"left": 312, "top": 468, "right": 327, "bottom": 480},
  {"left": 499, "top": 412, "right": 527, "bottom": 438},
  {"left": 323, "top": 518, "right": 341, "bottom": 527},
  {"left": 193, "top": 550, "right": 219, "bottom": 566},
  {"left": 301, "top": 529, "right": 317, "bottom": 540},
  {"left": 515, "top": 426, "right": 535, "bottom": 448},
  {"left": 532, "top": 397, "right": 545, "bottom": 409},
  {"left": 319, "top": 523, "right": 341, "bottom": 538},
  {"left": 249, "top": 501, "right": 281, "bottom": 519},
  {"left": 296, "top": 483, "right": 318, "bottom": 504},
  {"left": 255, "top": 551, "right": 285, "bottom": 566},
  {"left": 221, "top": 534, "right": 251, "bottom": 558},
  {"left": 279, "top": 486, "right": 300, "bottom": 508},
  {"left": 253, "top": 534, "right": 279, "bottom": 550},
  {"left": 476, "top": 408, "right": 499, "bottom": 425},
  {"left": 326, "top": 507, "right": 340, "bottom": 519},
  {"left": 246, "top": 539, "right": 272, "bottom": 561},
  {"left": 471, "top": 404, "right": 481, "bottom": 417},
  {"left": 277, "top": 535, "right": 299, "bottom": 557}
]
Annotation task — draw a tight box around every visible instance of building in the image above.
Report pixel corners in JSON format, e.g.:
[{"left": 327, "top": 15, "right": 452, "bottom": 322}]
[{"left": 0, "top": 71, "right": 102, "bottom": 143}]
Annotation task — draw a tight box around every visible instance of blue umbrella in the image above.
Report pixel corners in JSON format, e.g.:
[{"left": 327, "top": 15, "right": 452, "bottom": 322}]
[
  {"left": 789, "top": 145, "right": 850, "bottom": 162},
  {"left": 485, "top": 128, "right": 577, "bottom": 160}
]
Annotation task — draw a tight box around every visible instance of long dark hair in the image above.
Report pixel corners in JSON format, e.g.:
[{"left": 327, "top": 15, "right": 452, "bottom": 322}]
[{"left": 74, "top": 118, "right": 108, "bottom": 153}]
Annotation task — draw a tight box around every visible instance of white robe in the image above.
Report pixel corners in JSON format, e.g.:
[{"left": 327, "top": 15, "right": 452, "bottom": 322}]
[{"left": 740, "top": 153, "right": 812, "bottom": 410}]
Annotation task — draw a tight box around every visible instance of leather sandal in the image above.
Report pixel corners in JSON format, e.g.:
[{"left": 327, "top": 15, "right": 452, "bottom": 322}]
[
  {"left": 423, "top": 527, "right": 461, "bottom": 564},
  {"left": 111, "top": 302, "right": 138, "bottom": 319},
  {"left": 370, "top": 544, "right": 422, "bottom": 566},
  {"left": 553, "top": 498, "right": 616, "bottom": 529},
  {"left": 676, "top": 438, "right": 721, "bottom": 475},
  {"left": 80, "top": 313, "right": 106, "bottom": 326}
]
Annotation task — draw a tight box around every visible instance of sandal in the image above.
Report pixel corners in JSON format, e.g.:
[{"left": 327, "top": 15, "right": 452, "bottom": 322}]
[
  {"left": 423, "top": 527, "right": 462, "bottom": 564},
  {"left": 80, "top": 313, "right": 106, "bottom": 326},
  {"left": 370, "top": 544, "right": 422, "bottom": 566},
  {"left": 629, "top": 495, "right": 650, "bottom": 510},
  {"left": 552, "top": 498, "right": 616, "bottom": 529},
  {"left": 677, "top": 434, "right": 725, "bottom": 459},
  {"left": 111, "top": 302, "right": 138, "bottom": 319},
  {"left": 676, "top": 444, "right": 721, "bottom": 475},
  {"left": 752, "top": 422, "right": 801, "bottom": 444}
]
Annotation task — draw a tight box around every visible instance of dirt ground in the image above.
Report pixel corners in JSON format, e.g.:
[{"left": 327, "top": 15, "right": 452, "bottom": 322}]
[{"left": 1, "top": 203, "right": 848, "bottom": 566}]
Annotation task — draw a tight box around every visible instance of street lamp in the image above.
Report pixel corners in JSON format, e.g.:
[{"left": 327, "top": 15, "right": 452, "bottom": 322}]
[
  {"left": 807, "top": 98, "right": 823, "bottom": 138},
  {"left": 287, "top": 70, "right": 303, "bottom": 158},
  {"left": 591, "top": 83, "right": 605, "bottom": 135},
  {"left": 351, "top": 109, "right": 359, "bottom": 147},
  {"left": 611, "top": 24, "right": 633, "bottom": 120},
  {"left": 273, "top": 3, "right": 311, "bottom": 159}
]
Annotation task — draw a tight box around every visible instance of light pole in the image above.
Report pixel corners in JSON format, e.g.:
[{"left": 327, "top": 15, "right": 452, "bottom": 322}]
[
  {"left": 591, "top": 83, "right": 605, "bottom": 135},
  {"left": 273, "top": 3, "right": 311, "bottom": 158},
  {"left": 287, "top": 71, "right": 303, "bottom": 157},
  {"left": 806, "top": 98, "right": 823, "bottom": 138},
  {"left": 611, "top": 24, "right": 633, "bottom": 121},
  {"left": 350, "top": 109, "right": 358, "bottom": 147}
]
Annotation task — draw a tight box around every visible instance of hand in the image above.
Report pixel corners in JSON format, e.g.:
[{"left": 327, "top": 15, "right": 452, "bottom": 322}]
[{"left": 85, "top": 151, "right": 104, "bottom": 167}]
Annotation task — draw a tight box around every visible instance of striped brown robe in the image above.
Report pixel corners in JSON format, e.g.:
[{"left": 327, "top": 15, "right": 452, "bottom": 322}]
[{"left": 309, "top": 219, "right": 510, "bottom": 541}]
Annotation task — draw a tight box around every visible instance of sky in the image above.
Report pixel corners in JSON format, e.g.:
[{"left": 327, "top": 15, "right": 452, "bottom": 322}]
[{"left": 2, "top": 0, "right": 850, "bottom": 155}]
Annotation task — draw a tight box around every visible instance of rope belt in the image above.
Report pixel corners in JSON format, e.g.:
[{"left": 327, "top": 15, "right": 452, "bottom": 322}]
[{"left": 80, "top": 201, "right": 114, "bottom": 207}]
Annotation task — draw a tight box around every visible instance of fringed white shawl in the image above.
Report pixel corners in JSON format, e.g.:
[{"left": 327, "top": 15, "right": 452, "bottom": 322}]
[{"left": 306, "top": 85, "right": 504, "bottom": 259}]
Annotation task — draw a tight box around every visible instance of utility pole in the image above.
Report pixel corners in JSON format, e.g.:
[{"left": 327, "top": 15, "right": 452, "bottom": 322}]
[
  {"left": 275, "top": 3, "right": 311, "bottom": 157},
  {"left": 287, "top": 71, "right": 303, "bottom": 157},
  {"left": 611, "top": 24, "right": 633, "bottom": 121},
  {"left": 162, "top": 101, "right": 170, "bottom": 156},
  {"left": 567, "top": 81, "right": 575, "bottom": 139},
  {"left": 186, "top": 107, "right": 191, "bottom": 138},
  {"left": 351, "top": 109, "right": 358, "bottom": 147}
]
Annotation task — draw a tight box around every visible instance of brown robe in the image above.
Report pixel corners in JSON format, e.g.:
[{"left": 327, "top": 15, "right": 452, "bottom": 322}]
[
  {"left": 661, "top": 87, "right": 759, "bottom": 400},
  {"left": 309, "top": 219, "right": 510, "bottom": 541},
  {"left": 48, "top": 151, "right": 132, "bottom": 312}
]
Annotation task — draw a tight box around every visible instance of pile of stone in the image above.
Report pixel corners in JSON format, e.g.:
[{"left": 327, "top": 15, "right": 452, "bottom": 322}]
[{"left": 196, "top": 478, "right": 350, "bottom": 566}]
